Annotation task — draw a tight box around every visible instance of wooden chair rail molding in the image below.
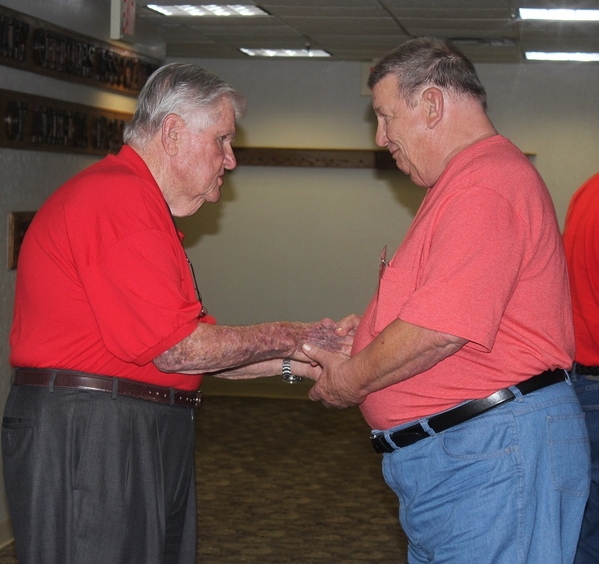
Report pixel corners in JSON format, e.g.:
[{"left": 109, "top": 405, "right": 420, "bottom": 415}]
[
  {"left": 0, "top": 5, "right": 161, "bottom": 96},
  {"left": 234, "top": 147, "right": 398, "bottom": 169},
  {"left": 233, "top": 147, "right": 535, "bottom": 169}
]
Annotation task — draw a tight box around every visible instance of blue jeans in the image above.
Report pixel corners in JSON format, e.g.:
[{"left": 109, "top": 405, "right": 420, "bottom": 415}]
[
  {"left": 570, "top": 365, "right": 599, "bottom": 564},
  {"left": 377, "top": 380, "right": 590, "bottom": 564}
]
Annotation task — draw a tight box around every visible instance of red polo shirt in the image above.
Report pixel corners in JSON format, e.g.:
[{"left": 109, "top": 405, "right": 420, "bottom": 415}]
[
  {"left": 563, "top": 172, "right": 599, "bottom": 366},
  {"left": 10, "top": 146, "right": 213, "bottom": 391}
]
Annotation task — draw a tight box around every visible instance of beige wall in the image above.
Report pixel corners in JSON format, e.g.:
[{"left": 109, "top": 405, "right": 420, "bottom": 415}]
[{"left": 0, "top": 0, "right": 598, "bottom": 545}]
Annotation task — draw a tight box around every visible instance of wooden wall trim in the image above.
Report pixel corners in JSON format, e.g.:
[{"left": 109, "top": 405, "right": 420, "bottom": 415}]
[
  {"left": 234, "top": 147, "right": 534, "bottom": 169},
  {"left": 234, "top": 147, "right": 397, "bottom": 169}
]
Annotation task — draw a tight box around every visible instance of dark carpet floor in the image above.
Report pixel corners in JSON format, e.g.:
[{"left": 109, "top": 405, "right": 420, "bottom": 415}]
[{"left": 0, "top": 395, "right": 408, "bottom": 563}]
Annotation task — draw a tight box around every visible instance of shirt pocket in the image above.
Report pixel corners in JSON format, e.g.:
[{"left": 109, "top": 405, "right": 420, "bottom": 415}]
[{"left": 372, "top": 264, "right": 417, "bottom": 335}]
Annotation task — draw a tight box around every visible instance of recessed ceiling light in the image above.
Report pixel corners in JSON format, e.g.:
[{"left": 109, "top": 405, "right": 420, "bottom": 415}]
[
  {"left": 525, "top": 51, "right": 599, "bottom": 62},
  {"left": 147, "top": 4, "right": 269, "bottom": 17},
  {"left": 239, "top": 48, "right": 331, "bottom": 58},
  {"left": 519, "top": 8, "right": 599, "bottom": 21}
]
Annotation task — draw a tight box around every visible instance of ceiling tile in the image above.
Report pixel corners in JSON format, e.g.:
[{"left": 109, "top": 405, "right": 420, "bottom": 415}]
[{"left": 137, "top": 0, "right": 599, "bottom": 63}]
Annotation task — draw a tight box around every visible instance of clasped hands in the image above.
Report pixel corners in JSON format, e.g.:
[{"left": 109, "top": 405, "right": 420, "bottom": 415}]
[{"left": 292, "top": 314, "right": 364, "bottom": 409}]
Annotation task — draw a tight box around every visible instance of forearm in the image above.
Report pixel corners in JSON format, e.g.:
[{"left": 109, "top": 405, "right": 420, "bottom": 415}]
[
  {"left": 306, "top": 318, "right": 467, "bottom": 407},
  {"left": 205, "top": 359, "right": 281, "bottom": 380},
  {"left": 208, "top": 359, "right": 320, "bottom": 380},
  {"left": 349, "top": 318, "right": 466, "bottom": 397},
  {"left": 154, "top": 320, "right": 347, "bottom": 373}
]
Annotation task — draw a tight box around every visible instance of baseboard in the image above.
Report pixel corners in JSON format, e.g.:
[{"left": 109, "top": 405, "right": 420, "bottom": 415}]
[{"left": 0, "top": 518, "right": 13, "bottom": 549}]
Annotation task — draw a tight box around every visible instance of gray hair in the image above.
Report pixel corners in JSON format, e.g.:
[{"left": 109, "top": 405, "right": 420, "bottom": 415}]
[
  {"left": 368, "top": 37, "right": 487, "bottom": 110},
  {"left": 123, "top": 62, "right": 247, "bottom": 147}
]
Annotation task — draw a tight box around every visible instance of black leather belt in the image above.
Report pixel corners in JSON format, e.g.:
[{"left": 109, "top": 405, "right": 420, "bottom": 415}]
[
  {"left": 13, "top": 368, "right": 202, "bottom": 409},
  {"left": 371, "top": 369, "right": 566, "bottom": 453},
  {"left": 574, "top": 363, "right": 599, "bottom": 376}
]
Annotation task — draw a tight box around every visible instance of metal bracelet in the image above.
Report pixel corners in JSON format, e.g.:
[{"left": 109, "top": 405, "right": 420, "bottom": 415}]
[{"left": 282, "top": 358, "right": 303, "bottom": 384}]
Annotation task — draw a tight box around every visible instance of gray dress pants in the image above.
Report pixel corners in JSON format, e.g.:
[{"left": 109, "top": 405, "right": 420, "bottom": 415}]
[{"left": 2, "top": 383, "right": 197, "bottom": 564}]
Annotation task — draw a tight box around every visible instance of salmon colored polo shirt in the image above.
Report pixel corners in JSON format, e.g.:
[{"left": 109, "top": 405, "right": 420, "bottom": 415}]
[{"left": 355, "top": 136, "right": 574, "bottom": 430}]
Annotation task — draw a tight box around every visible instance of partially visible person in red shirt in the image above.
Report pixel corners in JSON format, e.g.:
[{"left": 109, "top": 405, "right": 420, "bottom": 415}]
[
  {"left": 563, "top": 171, "right": 599, "bottom": 564},
  {"left": 3, "top": 62, "right": 350, "bottom": 564}
]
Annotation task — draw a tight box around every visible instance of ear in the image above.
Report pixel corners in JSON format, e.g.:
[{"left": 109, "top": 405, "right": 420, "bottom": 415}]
[
  {"left": 421, "top": 87, "right": 444, "bottom": 129},
  {"left": 162, "top": 113, "right": 184, "bottom": 155}
]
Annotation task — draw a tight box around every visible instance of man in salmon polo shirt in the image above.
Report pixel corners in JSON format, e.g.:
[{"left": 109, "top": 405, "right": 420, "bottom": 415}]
[
  {"left": 3, "top": 63, "right": 350, "bottom": 564},
  {"left": 304, "top": 38, "right": 590, "bottom": 563},
  {"left": 563, "top": 171, "right": 599, "bottom": 564}
]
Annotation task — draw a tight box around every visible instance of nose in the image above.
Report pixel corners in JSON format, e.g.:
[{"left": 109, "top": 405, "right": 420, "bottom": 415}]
[
  {"left": 224, "top": 145, "right": 236, "bottom": 170},
  {"left": 375, "top": 121, "right": 388, "bottom": 148}
]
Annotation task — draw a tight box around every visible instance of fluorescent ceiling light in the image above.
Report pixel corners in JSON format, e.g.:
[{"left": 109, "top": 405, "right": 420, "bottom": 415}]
[
  {"left": 147, "top": 4, "right": 269, "bottom": 17},
  {"left": 519, "top": 8, "right": 599, "bottom": 21},
  {"left": 525, "top": 51, "right": 599, "bottom": 62},
  {"left": 240, "top": 48, "right": 331, "bottom": 58}
]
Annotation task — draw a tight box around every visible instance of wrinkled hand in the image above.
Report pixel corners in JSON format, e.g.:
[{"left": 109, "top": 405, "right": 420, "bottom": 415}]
[
  {"left": 291, "top": 318, "right": 354, "bottom": 361},
  {"left": 302, "top": 343, "right": 365, "bottom": 409}
]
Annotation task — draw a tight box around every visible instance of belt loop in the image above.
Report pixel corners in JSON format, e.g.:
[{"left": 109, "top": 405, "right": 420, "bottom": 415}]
[
  {"left": 564, "top": 368, "right": 573, "bottom": 385},
  {"left": 170, "top": 388, "right": 175, "bottom": 406},
  {"left": 568, "top": 366, "right": 577, "bottom": 383},
  {"left": 419, "top": 419, "right": 436, "bottom": 437},
  {"left": 508, "top": 384, "right": 524, "bottom": 400},
  {"left": 49, "top": 370, "right": 57, "bottom": 393},
  {"left": 112, "top": 378, "right": 118, "bottom": 399}
]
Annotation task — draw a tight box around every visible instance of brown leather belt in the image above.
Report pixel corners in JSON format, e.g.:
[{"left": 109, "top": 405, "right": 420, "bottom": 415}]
[{"left": 13, "top": 368, "right": 202, "bottom": 409}]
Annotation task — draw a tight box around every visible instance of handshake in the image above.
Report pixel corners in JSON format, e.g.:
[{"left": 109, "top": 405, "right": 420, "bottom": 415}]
[{"left": 285, "top": 314, "right": 364, "bottom": 409}]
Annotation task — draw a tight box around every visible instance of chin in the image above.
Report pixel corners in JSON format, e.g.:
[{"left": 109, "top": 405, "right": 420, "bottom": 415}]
[{"left": 207, "top": 190, "right": 222, "bottom": 203}]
